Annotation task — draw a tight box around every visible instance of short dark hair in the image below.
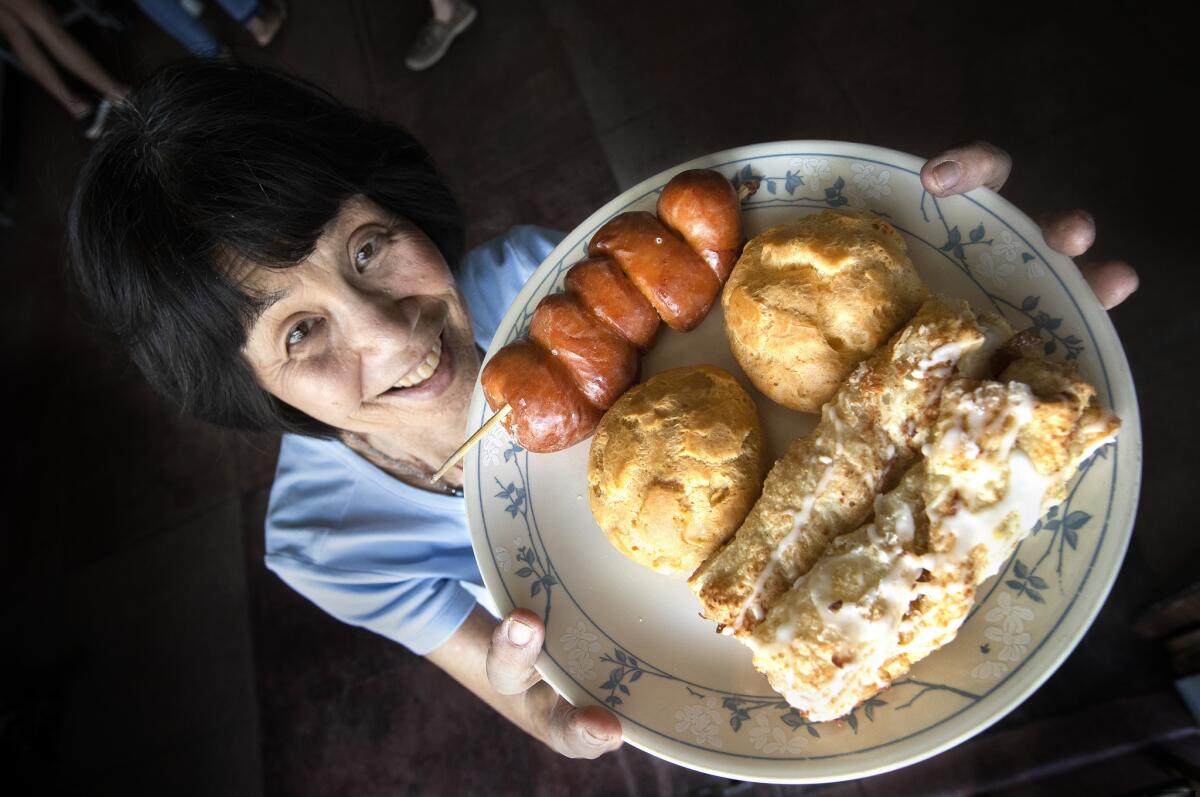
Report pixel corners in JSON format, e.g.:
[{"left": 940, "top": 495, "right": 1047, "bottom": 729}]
[{"left": 69, "top": 60, "right": 463, "bottom": 437}]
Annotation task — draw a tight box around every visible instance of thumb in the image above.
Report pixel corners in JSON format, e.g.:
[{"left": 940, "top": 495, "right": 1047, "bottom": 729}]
[{"left": 486, "top": 609, "right": 545, "bottom": 695}]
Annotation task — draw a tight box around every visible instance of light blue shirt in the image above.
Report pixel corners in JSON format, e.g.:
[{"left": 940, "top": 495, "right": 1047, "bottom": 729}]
[{"left": 264, "top": 225, "right": 563, "bottom": 655}]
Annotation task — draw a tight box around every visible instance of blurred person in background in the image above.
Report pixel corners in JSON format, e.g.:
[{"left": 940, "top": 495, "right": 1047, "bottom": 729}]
[
  {"left": 135, "top": 0, "right": 286, "bottom": 57},
  {"left": 406, "top": 0, "right": 475, "bottom": 71},
  {"left": 0, "top": 0, "right": 127, "bottom": 138}
]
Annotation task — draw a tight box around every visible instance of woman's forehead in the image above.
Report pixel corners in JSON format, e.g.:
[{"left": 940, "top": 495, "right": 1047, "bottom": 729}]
[
  {"left": 227, "top": 197, "right": 390, "bottom": 287},
  {"left": 330, "top": 195, "right": 392, "bottom": 231}
]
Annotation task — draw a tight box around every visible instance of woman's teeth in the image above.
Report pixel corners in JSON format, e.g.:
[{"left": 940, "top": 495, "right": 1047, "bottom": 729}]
[{"left": 394, "top": 337, "right": 443, "bottom": 389}]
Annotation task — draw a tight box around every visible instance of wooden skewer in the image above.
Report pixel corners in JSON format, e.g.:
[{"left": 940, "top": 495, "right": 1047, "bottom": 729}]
[
  {"left": 432, "top": 403, "right": 512, "bottom": 483},
  {"left": 434, "top": 177, "right": 757, "bottom": 484}
]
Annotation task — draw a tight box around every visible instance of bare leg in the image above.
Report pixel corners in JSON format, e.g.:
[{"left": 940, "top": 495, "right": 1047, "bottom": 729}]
[
  {"left": 0, "top": 5, "right": 89, "bottom": 116},
  {"left": 430, "top": 0, "right": 458, "bottom": 22},
  {"left": 1, "top": 0, "right": 127, "bottom": 101}
]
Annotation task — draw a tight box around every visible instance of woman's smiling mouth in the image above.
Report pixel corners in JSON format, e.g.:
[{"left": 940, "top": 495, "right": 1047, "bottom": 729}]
[
  {"left": 393, "top": 336, "right": 443, "bottom": 388},
  {"left": 381, "top": 332, "right": 456, "bottom": 401}
]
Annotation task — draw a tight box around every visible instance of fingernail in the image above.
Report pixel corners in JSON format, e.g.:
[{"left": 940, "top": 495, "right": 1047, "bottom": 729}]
[
  {"left": 584, "top": 727, "right": 611, "bottom": 746},
  {"left": 507, "top": 618, "right": 534, "bottom": 647},
  {"left": 932, "top": 160, "right": 961, "bottom": 192}
]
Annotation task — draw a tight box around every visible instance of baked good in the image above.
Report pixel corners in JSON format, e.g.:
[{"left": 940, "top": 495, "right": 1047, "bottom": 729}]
[
  {"left": 746, "top": 356, "right": 1120, "bottom": 721},
  {"left": 482, "top": 169, "right": 741, "bottom": 453},
  {"left": 722, "top": 210, "right": 927, "bottom": 412},
  {"left": 689, "top": 297, "right": 990, "bottom": 633},
  {"left": 587, "top": 365, "right": 764, "bottom": 574}
]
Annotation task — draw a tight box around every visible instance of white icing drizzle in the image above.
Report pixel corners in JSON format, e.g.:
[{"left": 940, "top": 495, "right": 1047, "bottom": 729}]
[
  {"left": 763, "top": 496, "right": 926, "bottom": 720},
  {"left": 939, "top": 449, "right": 1050, "bottom": 566},
  {"left": 1077, "top": 435, "right": 1113, "bottom": 464},
  {"left": 926, "top": 384, "right": 1048, "bottom": 566},
  {"left": 911, "top": 340, "right": 976, "bottom": 381},
  {"left": 735, "top": 403, "right": 844, "bottom": 628},
  {"left": 758, "top": 380, "right": 1062, "bottom": 721},
  {"left": 893, "top": 499, "right": 916, "bottom": 540},
  {"left": 733, "top": 335, "right": 977, "bottom": 632}
]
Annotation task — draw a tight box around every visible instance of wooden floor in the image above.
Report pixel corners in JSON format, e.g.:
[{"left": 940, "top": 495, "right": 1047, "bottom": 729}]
[{"left": 0, "top": 1, "right": 1195, "bottom": 794}]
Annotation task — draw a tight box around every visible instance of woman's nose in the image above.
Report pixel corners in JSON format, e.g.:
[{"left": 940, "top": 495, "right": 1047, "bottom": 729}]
[{"left": 339, "top": 292, "right": 415, "bottom": 367}]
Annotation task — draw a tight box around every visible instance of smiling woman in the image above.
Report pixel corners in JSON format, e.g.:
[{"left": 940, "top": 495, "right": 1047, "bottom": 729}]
[
  {"left": 235, "top": 197, "right": 481, "bottom": 474},
  {"left": 68, "top": 61, "right": 464, "bottom": 440},
  {"left": 66, "top": 59, "right": 626, "bottom": 760}
]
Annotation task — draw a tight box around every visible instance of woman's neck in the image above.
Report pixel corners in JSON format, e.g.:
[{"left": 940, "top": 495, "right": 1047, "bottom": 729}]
[
  {"left": 349, "top": 388, "right": 474, "bottom": 492},
  {"left": 345, "top": 426, "right": 467, "bottom": 493}
]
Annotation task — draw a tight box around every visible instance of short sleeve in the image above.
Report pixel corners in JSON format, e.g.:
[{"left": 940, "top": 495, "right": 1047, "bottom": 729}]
[
  {"left": 458, "top": 225, "right": 566, "bottom": 350},
  {"left": 265, "top": 554, "right": 477, "bottom": 655},
  {"left": 264, "top": 434, "right": 485, "bottom": 656}
]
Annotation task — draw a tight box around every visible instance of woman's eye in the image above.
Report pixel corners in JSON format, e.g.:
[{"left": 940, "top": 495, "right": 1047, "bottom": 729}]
[
  {"left": 354, "top": 235, "right": 380, "bottom": 272},
  {"left": 286, "top": 318, "right": 317, "bottom": 350}
]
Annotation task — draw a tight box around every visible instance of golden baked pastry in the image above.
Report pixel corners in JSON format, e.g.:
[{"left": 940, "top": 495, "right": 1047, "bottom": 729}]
[
  {"left": 746, "top": 356, "right": 1120, "bottom": 721},
  {"left": 722, "top": 210, "right": 927, "bottom": 412},
  {"left": 690, "top": 296, "right": 989, "bottom": 633},
  {"left": 587, "top": 365, "right": 764, "bottom": 574}
]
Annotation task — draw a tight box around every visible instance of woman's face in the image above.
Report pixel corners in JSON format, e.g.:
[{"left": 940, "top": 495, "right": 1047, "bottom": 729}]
[{"left": 240, "top": 196, "right": 480, "bottom": 441}]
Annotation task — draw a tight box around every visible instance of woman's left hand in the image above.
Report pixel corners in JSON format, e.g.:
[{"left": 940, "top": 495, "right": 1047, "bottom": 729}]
[
  {"left": 427, "top": 606, "right": 622, "bottom": 758},
  {"left": 486, "top": 609, "right": 623, "bottom": 758},
  {"left": 919, "top": 141, "right": 1139, "bottom": 309}
]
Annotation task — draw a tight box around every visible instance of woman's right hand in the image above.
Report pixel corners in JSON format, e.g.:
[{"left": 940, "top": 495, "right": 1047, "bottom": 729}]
[{"left": 486, "top": 608, "right": 624, "bottom": 758}]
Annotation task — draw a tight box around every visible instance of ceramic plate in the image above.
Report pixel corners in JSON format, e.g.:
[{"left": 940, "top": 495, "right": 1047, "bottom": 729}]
[{"left": 463, "top": 142, "right": 1141, "bottom": 783}]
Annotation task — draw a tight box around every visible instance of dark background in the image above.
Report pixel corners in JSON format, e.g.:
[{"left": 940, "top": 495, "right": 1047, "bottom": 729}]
[{"left": 1, "top": 1, "right": 1195, "bottom": 795}]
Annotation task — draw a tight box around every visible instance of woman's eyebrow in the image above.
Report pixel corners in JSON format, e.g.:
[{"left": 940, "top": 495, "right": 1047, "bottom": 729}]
[{"left": 248, "top": 288, "right": 290, "bottom": 325}]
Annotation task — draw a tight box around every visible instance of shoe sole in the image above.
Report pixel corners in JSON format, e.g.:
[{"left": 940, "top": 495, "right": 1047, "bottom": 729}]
[{"left": 405, "top": 6, "right": 478, "bottom": 71}]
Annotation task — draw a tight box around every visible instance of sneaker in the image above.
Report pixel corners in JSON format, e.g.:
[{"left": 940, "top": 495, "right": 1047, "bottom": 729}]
[
  {"left": 404, "top": 2, "right": 477, "bottom": 71},
  {"left": 81, "top": 98, "right": 114, "bottom": 140}
]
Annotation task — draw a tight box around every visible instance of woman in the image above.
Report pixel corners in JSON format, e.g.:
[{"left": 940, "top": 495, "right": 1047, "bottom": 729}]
[{"left": 68, "top": 61, "right": 1137, "bottom": 760}]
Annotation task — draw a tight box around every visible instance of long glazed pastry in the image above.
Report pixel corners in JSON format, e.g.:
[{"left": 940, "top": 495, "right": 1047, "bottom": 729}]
[
  {"left": 689, "top": 296, "right": 991, "bottom": 634},
  {"left": 745, "top": 355, "right": 1120, "bottom": 721}
]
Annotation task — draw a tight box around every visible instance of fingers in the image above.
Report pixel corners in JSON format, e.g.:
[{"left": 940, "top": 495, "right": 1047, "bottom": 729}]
[
  {"left": 1042, "top": 209, "right": 1096, "bottom": 257},
  {"left": 1041, "top": 210, "right": 1136, "bottom": 307},
  {"left": 919, "top": 145, "right": 1135, "bottom": 310},
  {"left": 486, "top": 609, "right": 545, "bottom": 695},
  {"left": 488, "top": 613, "right": 623, "bottom": 759},
  {"left": 1079, "top": 260, "right": 1139, "bottom": 309},
  {"left": 921, "top": 141, "right": 1013, "bottom": 197},
  {"left": 546, "top": 697, "right": 623, "bottom": 759}
]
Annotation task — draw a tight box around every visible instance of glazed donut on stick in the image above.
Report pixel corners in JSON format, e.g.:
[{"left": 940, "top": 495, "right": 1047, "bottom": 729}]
[
  {"left": 562, "top": 257, "right": 660, "bottom": 349},
  {"left": 657, "top": 168, "right": 743, "bottom": 282},
  {"left": 433, "top": 169, "right": 747, "bottom": 479},
  {"left": 588, "top": 211, "right": 721, "bottom": 332},
  {"left": 479, "top": 340, "right": 604, "bottom": 454},
  {"left": 528, "top": 293, "right": 638, "bottom": 409}
]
